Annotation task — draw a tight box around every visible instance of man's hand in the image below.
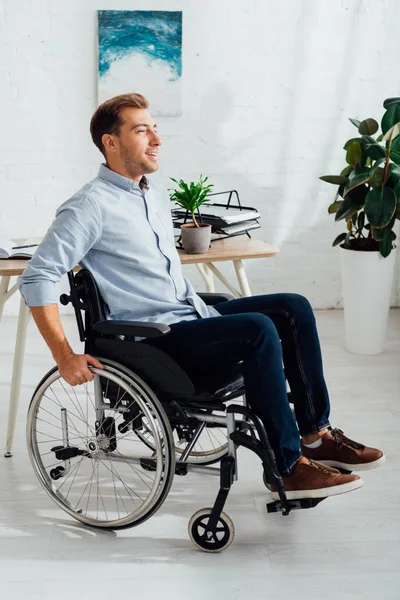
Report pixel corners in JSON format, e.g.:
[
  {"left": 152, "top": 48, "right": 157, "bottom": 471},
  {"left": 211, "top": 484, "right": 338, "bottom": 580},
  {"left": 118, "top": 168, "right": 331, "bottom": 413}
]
[{"left": 57, "top": 353, "right": 104, "bottom": 386}]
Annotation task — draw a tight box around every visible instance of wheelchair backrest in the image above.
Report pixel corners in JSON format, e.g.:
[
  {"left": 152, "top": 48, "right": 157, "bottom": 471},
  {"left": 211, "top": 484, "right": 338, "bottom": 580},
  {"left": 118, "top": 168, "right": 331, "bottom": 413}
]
[{"left": 64, "top": 269, "right": 107, "bottom": 345}]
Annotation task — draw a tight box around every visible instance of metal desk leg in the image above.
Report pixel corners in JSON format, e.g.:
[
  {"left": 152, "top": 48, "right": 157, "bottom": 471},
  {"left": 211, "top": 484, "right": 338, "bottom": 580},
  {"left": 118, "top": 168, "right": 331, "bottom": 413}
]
[
  {"left": 196, "top": 263, "right": 215, "bottom": 292},
  {"left": 0, "top": 276, "right": 11, "bottom": 324},
  {"left": 5, "top": 295, "right": 30, "bottom": 457},
  {"left": 233, "top": 259, "right": 252, "bottom": 297}
]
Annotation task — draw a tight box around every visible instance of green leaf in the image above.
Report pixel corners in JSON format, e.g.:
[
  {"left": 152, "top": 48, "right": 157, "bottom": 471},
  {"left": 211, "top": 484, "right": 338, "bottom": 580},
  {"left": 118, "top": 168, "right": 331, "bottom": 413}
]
[
  {"left": 381, "top": 103, "right": 400, "bottom": 135},
  {"left": 320, "top": 175, "right": 348, "bottom": 185},
  {"left": 343, "top": 138, "right": 362, "bottom": 150},
  {"left": 364, "top": 186, "right": 397, "bottom": 228},
  {"left": 340, "top": 165, "right": 353, "bottom": 177},
  {"left": 383, "top": 98, "right": 400, "bottom": 109},
  {"left": 336, "top": 183, "right": 346, "bottom": 199},
  {"left": 379, "top": 230, "right": 396, "bottom": 257},
  {"left": 345, "top": 141, "right": 362, "bottom": 165},
  {"left": 169, "top": 175, "right": 214, "bottom": 213},
  {"left": 370, "top": 167, "right": 385, "bottom": 188},
  {"left": 344, "top": 183, "right": 369, "bottom": 210},
  {"left": 371, "top": 226, "right": 388, "bottom": 241},
  {"left": 332, "top": 232, "right": 347, "bottom": 247},
  {"left": 361, "top": 135, "right": 387, "bottom": 160},
  {"left": 328, "top": 200, "right": 342, "bottom": 214},
  {"left": 396, "top": 204, "right": 400, "bottom": 219},
  {"left": 345, "top": 232, "right": 352, "bottom": 247},
  {"left": 358, "top": 118, "right": 379, "bottom": 135},
  {"left": 349, "top": 118, "right": 361, "bottom": 128},
  {"left": 394, "top": 180, "right": 400, "bottom": 199},
  {"left": 382, "top": 122, "right": 400, "bottom": 142},
  {"left": 357, "top": 211, "right": 365, "bottom": 231},
  {"left": 343, "top": 166, "right": 372, "bottom": 196},
  {"left": 371, "top": 216, "right": 396, "bottom": 242},
  {"left": 390, "top": 135, "right": 400, "bottom": 165},
  {"left": 335, "top": 190, "right": 365, "bottom": 221},
  {"left": 390, "top": 164, "right": 400, "bottom": 179}
]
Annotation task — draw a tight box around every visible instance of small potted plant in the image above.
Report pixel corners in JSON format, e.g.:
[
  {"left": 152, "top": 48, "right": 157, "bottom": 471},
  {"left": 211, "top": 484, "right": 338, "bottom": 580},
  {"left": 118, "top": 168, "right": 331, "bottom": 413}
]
[
  {"left": 169, "top": 175, "right": 214, "bottom": 254},
  {"left": 320, "top": 97, "right": 400, "bottom": 354}
]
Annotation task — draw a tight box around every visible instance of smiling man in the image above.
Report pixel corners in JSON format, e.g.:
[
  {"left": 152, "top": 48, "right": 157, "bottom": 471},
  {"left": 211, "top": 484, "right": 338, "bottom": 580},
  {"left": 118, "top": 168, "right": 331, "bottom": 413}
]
[{"left": 18, "top": 93, "right": 384, "bottom": 502}]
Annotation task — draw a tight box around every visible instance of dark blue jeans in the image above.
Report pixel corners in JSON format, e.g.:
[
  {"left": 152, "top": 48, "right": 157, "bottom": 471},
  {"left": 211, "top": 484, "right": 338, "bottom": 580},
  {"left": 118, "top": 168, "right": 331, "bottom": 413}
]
[{"left": 144, "top": 293, "right": 331, "bottom": 475}]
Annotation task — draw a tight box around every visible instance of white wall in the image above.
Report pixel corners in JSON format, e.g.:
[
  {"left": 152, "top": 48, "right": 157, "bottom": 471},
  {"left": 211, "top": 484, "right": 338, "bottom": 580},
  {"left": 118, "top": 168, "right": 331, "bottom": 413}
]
[{"left": 1, "top": 0, "right": 399, "bottom": 316}]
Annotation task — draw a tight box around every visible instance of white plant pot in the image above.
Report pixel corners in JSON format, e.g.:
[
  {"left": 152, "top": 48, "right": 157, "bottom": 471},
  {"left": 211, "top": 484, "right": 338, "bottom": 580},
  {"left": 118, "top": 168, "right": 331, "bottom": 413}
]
[{"left": 340, "top": 246, "right": 397, "bottom": 354}]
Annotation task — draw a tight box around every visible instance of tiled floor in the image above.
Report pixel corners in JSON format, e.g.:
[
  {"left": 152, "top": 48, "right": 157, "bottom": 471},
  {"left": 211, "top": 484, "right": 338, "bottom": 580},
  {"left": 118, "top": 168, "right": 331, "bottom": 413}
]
[{"left": 0, "top": 310, "right": 399, "bottom": 600}]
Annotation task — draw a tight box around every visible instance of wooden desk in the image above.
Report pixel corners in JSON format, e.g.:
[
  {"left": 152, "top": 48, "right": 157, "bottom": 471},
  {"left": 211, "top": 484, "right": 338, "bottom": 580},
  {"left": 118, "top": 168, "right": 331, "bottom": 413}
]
[
  {"left": 179, "top": 238, "right": 279, "bottom": 298},
  {"left": 0, "top": 237, "right": 279, "bottom": 456}
]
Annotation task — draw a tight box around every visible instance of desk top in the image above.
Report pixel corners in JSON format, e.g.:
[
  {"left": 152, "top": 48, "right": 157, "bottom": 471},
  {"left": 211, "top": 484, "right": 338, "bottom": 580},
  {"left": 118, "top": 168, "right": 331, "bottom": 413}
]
[
  {"left": 0, "top": 238, "right": 279, "bottom": 276},
  {"left": 178, "top": 238, "right": 279, "bottom": 264}
]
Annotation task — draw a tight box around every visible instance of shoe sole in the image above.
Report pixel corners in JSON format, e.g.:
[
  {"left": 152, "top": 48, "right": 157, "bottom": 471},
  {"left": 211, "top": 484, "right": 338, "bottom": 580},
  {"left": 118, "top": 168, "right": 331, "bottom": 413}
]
[
  {"left": 318, "top": 454, "right": 386, "bottom": 472},
  {"left": 271, "top": 477, "right": 364, "bottom": 501}
]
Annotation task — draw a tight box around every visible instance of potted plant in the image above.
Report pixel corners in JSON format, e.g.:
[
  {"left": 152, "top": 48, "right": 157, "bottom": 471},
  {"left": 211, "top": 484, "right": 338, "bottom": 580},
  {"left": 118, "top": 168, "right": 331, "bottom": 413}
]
[
  {"left": 320, "top": 97, "right": 400, "bottom": 354},
  {"left": 169, "top": 175, "right": 214, "bottom": 254}
]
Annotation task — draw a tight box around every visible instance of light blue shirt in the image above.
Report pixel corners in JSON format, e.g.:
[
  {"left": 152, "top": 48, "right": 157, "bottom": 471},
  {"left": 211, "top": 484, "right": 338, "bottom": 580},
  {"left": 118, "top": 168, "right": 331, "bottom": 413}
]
[{"left": 18, "top": 164, "right": 220, "bottom": 325}]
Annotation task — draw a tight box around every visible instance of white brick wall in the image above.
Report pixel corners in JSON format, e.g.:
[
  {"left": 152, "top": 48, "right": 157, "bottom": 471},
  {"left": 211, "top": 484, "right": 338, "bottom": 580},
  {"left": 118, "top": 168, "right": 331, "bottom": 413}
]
[{"left": 1, "top": 0, "right": 399, "bottom": 315}]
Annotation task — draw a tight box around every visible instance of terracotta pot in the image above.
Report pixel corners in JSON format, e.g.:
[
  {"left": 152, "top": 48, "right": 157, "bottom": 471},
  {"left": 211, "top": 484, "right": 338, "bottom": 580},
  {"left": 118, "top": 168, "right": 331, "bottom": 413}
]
[{"left": 180, "top": 223, "right": 211, "bottom": 254}]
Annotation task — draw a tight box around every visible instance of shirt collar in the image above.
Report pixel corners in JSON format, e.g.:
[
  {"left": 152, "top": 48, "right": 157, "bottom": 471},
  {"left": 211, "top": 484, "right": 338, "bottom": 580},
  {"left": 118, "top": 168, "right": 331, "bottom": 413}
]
[{"left": 98, "top": 163, "right": 149, "bottom": 192}]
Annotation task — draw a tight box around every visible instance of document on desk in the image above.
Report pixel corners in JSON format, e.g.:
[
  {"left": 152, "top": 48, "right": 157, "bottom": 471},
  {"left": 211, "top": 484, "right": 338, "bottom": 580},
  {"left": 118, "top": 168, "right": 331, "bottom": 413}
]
[{"left": 0, "top": 239, "right": 39, "bottom": 259}]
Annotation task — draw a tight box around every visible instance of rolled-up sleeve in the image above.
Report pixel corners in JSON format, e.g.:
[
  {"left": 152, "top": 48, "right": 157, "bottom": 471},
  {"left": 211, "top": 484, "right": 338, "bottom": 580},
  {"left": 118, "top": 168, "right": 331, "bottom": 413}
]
[{"left": 18, "top": 193, "right": 102, "bottom": 306}]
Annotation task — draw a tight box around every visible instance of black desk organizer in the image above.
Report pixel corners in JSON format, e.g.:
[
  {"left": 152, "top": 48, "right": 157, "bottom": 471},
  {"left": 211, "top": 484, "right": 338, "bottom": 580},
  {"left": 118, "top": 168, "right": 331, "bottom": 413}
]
[{"left": 173, "top": 189, "right": 261, "bottom": 250}]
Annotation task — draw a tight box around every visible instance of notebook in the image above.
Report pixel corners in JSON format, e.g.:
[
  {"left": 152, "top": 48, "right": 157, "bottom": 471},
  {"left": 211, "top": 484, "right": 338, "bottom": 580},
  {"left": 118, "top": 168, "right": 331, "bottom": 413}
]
[{"left": 0, "top": 239, "right": 39, "bottom": 259}]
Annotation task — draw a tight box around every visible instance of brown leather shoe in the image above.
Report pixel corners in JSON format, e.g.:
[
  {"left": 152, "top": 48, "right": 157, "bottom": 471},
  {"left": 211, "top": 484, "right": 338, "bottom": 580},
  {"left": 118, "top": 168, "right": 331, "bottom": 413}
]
[
  {"left": 301, "top": 428, "right": 385, "bottom": 471},
  {"left": 271, "top": 458, "right": 363, "bottom": 501}
]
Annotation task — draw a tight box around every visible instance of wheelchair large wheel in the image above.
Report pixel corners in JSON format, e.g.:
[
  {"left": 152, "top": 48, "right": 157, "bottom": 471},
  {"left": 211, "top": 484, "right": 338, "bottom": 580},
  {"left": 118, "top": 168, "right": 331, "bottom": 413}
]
[{"left": 27, "top": 359, "right": 175, "bottom": 530}]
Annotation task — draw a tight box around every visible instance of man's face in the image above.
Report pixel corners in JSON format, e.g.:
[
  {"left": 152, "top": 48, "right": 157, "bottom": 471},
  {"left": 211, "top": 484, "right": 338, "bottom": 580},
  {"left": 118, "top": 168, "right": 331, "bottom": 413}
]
[{"left": 103, "top": 107, "right": 162, "bottom": 180}]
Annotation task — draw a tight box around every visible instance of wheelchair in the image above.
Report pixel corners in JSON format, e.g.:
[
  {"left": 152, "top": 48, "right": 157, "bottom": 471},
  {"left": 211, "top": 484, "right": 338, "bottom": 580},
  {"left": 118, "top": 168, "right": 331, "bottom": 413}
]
[{"left": 26, "top": 269, "right": 326, "bottom": 552}]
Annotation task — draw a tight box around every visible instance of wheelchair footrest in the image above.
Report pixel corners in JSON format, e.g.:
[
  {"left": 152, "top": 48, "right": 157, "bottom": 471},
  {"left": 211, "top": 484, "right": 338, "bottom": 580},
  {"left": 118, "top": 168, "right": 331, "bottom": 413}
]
[
  {"left": 51, "top": 445, "right": 89, "bottom": 461},
  {"left": 266, "top": 497, "right": 326, "bottom": 514}
]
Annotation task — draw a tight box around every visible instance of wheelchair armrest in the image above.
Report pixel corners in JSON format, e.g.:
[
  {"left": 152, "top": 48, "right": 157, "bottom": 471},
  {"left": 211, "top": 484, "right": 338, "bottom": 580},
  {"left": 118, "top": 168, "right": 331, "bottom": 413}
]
[
  {"left": 92, "top": 320, "right": 171, "bottom": 338},
  {"left": 198, "top": 292, "right": 234, "bottom": 305}
]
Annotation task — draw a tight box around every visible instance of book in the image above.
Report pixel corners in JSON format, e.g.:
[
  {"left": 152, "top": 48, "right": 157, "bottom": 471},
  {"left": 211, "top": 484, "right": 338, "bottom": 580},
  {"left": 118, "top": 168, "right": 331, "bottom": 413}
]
[{"left": 0, "top": 239, "right": 39, "bottom": 259}]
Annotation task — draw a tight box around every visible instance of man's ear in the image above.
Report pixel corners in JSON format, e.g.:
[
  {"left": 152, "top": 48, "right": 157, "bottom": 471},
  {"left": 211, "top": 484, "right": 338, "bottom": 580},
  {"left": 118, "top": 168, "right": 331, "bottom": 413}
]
[{"left": 102, "top": 133, "right": 117, "bottom": 154}]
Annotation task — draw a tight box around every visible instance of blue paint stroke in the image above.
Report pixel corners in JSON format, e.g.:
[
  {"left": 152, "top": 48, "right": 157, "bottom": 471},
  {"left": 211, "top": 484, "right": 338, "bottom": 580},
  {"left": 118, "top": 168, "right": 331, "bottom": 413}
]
[{"left": 98, "top": 10, "right": 182, "bottom": 81}]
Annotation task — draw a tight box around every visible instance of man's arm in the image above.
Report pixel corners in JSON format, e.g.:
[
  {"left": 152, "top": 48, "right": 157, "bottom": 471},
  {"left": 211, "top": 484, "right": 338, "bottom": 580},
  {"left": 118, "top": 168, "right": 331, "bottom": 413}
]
[
  {"left": 19, "top": 192, "right": 104, "bottom": 385},
  {"left": 30, "top": 304, "right": 103, "bottom": 386}
]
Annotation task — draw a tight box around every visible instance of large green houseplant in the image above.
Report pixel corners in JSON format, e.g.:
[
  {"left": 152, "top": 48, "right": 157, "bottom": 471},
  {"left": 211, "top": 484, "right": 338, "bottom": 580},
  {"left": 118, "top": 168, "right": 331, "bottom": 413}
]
[
  {"left": 320, "top": 97, "right": 400, "bottom": 257},
  {"left": 320, "top": 98, "right": 399, "bottom": 354},
  {"left": 169, "top": 175, "right": 214, "bottom": 253}
]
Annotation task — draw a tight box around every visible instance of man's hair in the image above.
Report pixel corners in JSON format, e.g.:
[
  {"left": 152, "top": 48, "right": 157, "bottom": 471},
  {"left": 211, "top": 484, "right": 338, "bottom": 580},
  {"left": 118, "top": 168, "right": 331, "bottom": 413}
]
[{"left": 90, "top": 93, "right": 149, "bottom": 157}]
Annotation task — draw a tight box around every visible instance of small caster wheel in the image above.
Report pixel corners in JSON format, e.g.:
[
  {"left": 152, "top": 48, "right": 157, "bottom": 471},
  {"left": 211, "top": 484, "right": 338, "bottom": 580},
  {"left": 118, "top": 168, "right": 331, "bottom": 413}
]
[
  {"left": 4, "top": 451, "right": 13, "bottom": 458},
  {"left": 188, "top": 508, "right": 235, "bottom": 552},
  {"left": 50, "top": 466, "right": 65, "bottom": 481},
  {"left": 263, "top": 471, "right": 272, "bottom": 491}
]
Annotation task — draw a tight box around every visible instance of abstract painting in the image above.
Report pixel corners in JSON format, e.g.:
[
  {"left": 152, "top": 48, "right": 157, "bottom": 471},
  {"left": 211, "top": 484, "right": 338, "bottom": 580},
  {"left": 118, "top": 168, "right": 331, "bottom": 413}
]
[{"left": 97, "top": 10, "right": 182, "bottom": 116}]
